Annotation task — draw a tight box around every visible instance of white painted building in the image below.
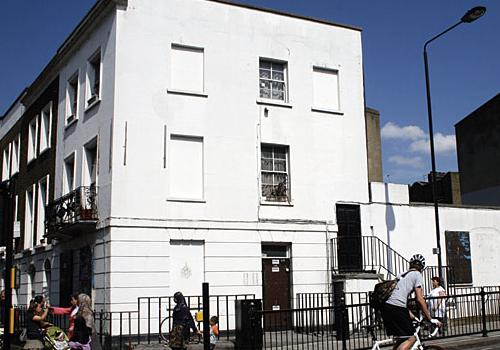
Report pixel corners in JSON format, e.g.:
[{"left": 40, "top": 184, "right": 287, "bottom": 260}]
[{"left": 1, "top": 0, "right": 499, "bottom": 320}]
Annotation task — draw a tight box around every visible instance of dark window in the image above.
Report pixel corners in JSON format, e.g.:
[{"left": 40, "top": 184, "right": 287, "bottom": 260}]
[{"left": 445, "top": 231, "right": 472, "bottom": 284}]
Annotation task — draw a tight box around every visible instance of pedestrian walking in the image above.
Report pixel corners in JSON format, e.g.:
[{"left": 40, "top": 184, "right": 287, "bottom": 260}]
[
  {"left": 170, "top": 292, "right": 202, "bottom": 350},
  {"left": 428, "top": 276, "right": 447, "bottom": 333}
]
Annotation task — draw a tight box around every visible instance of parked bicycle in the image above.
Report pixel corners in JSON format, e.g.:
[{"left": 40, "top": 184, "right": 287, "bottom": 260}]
[
  {"left": 365, "top": 317, "right": 444, "bottom": 350},
  {"left": 159, "top": 315, "right": 202, "bottom": 346}
]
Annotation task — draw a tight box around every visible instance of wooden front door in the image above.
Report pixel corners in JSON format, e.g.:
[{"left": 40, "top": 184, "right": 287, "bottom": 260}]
[
  {"left": 336, "top": 204, "right": 362, "bottom": 272},
  {"left": 262, "top": 245, "right": 291, "bottom": 330}
]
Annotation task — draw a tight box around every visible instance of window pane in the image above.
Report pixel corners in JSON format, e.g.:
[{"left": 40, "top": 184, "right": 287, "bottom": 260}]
[
  {"left": 261, "top": 148, "right": 272, "bottom": 158},
  {"left": 272, "top": 90, "right": 284, "bottom": 100},
  {"left": 262, "top": 184, "right": 273, "bottom": 197},
  {"left": 274, "top": 148, "right": 286, "bottom": 159},
  {"left": 271, "top": 62, "right": 284, "bottom": 72},
  {"left": 260, "top": 61, "right": 271, "bottom": 69},
  {"left": 274, "top": 173, "right": 287, "bottom": 185},
  {"left": 261, "top": 173, "right": 273, "bottom": 185},
  {"left": 274, "top": 160, "right": 286, "bottom": 172},
  {"left": 261, "top": 158, "right": 273, "bottom": 171},
  {"left": 271, "top": 81, "right": 284, "bottom": 92},
  {"left": 272, "top": 71, "right": 284, "bottom": 81},
  {"left": 260, "top": 88, "right": 270, "bottom": 99},
  {"left": 259, "top": 69, "right": 271, "bottom": 79}
]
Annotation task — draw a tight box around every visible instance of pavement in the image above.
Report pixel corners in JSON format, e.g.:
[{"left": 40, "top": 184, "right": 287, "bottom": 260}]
[
  {"left": 10, "top": 332, "right": 500, "bottom": 349},
  {"left": 131, "top": 332, "right": 500, "bottom": 349}
]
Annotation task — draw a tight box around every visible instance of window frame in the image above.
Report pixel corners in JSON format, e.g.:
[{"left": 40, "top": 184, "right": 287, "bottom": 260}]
[
  {"left": 27, "top": 116, "right": 38, "bottom": 164},
  {"left": 260, "top": 144, "right": 291, "bottom": 204},
  {"left": 11, "top": 133, "right": 21, "bottom": 175},
  {"left": 311, "top": 66, "right": 343, "bottom": 114},
  {"left": 66, "top": 71, "right": 79, "bottom": 126},
  {"left": 86, "top": 49, "right": 102, "bottom": 108},
  {"left": 168, "top": 44, "right": 206, "bottom": 96},
  {"left": 24, "top": 184, "right": 36, "bottom": 249},
  {"left": 82, "top": 137, "right": 98, "bottom": 187},
  {"left": 167, "top": 134, "right": 205, "bottom": 202},
  {"left": 259, "top": 58, "right": 289, "bottom": 103},
  {"left": 63, "top": 152, "right": 76, "bottom": 195},
  {"left": 2, "top": 144, "right": 11, "bottom": 181},
  {"left": 36, "top": 175, "right": 49, "bottom": 246},
  {"left": 39, "top": 101, "right": 52, "bottom": 154}
]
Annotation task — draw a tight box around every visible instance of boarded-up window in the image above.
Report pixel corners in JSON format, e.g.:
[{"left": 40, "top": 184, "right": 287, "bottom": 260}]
[
  {"left": 168, "top": 135, "right": 204, "bottom": 199},
  {"left": 313, "top": 67, "right": 340, "bottom": 111},
  {"left": 171, "top": 45, "right": 204, "bottom": 92},
  {"left": 446, "top": 231, "right": 472, "bottom": 284}
]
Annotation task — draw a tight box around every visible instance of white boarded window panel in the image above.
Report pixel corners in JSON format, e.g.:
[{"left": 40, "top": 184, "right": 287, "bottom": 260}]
[
  {"left": 169, "top": 135, "right": 203, "bottom": 199},
  {"left": 171, "top": 45, "right": 204, "bottom": 92},
  {"left": 170, "top": 240, "right": 205, "bottom": 296},
  {"left": 313, "top": 67, "right": 339, "bottom": 111}
]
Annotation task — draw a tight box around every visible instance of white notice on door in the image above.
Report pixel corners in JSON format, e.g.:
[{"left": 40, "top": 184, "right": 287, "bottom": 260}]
[
  {"left": 272, "top": 259, "right": 280, "bottom": 265},
  {"left": 272, "top": 305, "right": 280, "bottom": 311},
  {"left": 272, "top": 266, "right": 279, "bottom": 272}
]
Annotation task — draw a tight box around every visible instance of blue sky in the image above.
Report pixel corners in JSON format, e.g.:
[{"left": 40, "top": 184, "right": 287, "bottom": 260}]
[{"left": 1, "top": 0, "right": 498, "bottom": 184}]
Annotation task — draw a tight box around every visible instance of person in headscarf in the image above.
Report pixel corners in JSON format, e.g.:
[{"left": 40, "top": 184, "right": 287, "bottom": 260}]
[
  {"left": 77, "top": 293, "right": 101, "bottom": 350},
  {"left": 170, "top": 292, "right": 201, "bottom": 350}
]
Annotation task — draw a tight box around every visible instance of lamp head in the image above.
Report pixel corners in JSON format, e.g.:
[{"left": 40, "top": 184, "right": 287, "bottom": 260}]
[{"left": 461, "top": 6, "right": 486, "bottom": 23}]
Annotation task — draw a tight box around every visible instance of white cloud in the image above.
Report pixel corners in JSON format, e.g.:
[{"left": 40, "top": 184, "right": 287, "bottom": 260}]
[
  {"left": 409, "top": 133, "right": 456, "bottom": 155},
  {"left": 388, "top": 155, "right": 424, "bottom": 169},
  {"left": 381, "top": 122, "right": 426, "bottom": 141}
]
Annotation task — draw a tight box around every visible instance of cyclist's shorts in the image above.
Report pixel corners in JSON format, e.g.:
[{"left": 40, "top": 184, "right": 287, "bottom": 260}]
[{"left": 381, "top": 303, "right": 414, "bottom": 337}]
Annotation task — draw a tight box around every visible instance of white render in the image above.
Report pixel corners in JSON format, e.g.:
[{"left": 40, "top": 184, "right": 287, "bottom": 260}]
[{"left": 2, "top": 0, "right": 500, "bottom": 316}]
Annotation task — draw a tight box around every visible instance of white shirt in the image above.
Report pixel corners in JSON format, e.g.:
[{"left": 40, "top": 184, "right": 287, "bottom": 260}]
[{"left": 428, "top": 286, "right": 446, "bottom": 318}]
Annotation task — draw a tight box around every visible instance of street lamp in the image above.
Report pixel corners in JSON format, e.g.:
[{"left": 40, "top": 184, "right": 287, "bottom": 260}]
[{"left": 423, "top": 6, "right": 486, "bottom": 283}]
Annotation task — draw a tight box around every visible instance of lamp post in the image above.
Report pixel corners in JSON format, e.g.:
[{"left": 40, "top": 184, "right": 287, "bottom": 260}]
[{"left": 423, "top": 6, "right": 486, "bottom": 283}]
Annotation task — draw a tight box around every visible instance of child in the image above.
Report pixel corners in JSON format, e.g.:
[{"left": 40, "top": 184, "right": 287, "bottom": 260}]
[{"left": 209, "top": 316, "right": 219, "bottom": 350}]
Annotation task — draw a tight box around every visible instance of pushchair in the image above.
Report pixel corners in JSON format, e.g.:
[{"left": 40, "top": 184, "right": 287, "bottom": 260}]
[{"left": 43, "top": 326, "right": 70, "bottom": 350}]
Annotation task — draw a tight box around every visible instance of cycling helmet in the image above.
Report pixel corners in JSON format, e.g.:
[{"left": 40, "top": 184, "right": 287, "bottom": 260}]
[{"left": 409, "top": 254, "right": 426, "bottom": 268}]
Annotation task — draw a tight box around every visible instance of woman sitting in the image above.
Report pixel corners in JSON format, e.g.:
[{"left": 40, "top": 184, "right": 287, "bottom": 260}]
[{"left": 24, "top": 299, "right": 50, "bottom": 350}]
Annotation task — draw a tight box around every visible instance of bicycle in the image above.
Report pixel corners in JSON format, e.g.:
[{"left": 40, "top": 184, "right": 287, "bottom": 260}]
[
  {"left": 365, "top": 317, "right": 444, "bottom": 350},
  {"left": 159, "top": 315, "right": 202, "bottom": 346}
]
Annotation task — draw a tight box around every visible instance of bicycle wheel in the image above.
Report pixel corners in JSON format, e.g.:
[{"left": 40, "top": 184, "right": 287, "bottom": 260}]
[
  {"left": 159, "top": 316, "right": 172, "bottom": 343},
  {"left": 423, "top": 345, "right": 445, "bottom": 350}
]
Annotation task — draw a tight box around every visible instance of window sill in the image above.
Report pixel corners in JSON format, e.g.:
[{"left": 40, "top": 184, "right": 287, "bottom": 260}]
[
  {"left": 85, "top": 98, "right": 101, "bottom": 113},
  {"left": 65, "top": 117, "right": 78, "bottom": 130},
  {"left": 167, "top": 198, "right": 206, "bottom": 203},
  {"left": 167, "top": 89, "right": 208, "bottom": 98},
  {"left": 311, "top": 107, "right": 344, "bottom": 115},
  {"left": 256, "top": 98, "right": 292, "bottom": 109},
  {"left": 260, "top": 200, "right": 294, "bottom": 207}
]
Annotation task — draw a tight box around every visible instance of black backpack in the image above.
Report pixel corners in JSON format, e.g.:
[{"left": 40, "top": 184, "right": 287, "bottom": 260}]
[{"left": 369, "top": 271, "right": 409, "bottom": 310}]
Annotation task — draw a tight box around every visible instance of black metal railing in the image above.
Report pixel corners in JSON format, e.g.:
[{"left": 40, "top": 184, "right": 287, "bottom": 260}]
[
  {"left": 10, "top": 289, "right": 500, "bottom": 350},
  {"left": 251, "top": 289, "right": 500, "bottom": 350},
  {"left": 45, "top": 185, "right": 98, "bottom": 234},
  {"left": 331, "top": 236, "right": 453, "bottom": 294},
  {"left": 137, "top": 293, "right": 255, "bottom": 344}
]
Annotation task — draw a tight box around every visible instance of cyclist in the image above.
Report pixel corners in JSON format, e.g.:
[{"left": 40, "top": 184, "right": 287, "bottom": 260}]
[{"left": 380, "top": 254, "right": 441, "bottom": 350}]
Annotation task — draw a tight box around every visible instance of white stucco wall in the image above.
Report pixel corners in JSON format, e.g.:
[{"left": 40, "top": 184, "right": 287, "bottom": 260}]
[
  {"left": 110, "top": 0, "right": 368, "bottom": 223},
  {"left": 364, "top": 202, "right": 500, "bottom": 287}
]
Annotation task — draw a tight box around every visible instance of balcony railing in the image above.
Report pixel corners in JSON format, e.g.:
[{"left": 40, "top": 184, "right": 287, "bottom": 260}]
[{"left": 45, "top": 185, "right": 98, "bottom": 236}]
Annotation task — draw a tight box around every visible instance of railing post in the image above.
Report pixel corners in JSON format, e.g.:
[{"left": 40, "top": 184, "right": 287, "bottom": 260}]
[
  {"left": 339, "top": 296, "right": 347, "bottom": 350},
  {"left": 203, "top": 282, "right": 210, "bottom": 350},
  {"left": 480, "top": 287, "right": 488, "bottom": 337}
]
